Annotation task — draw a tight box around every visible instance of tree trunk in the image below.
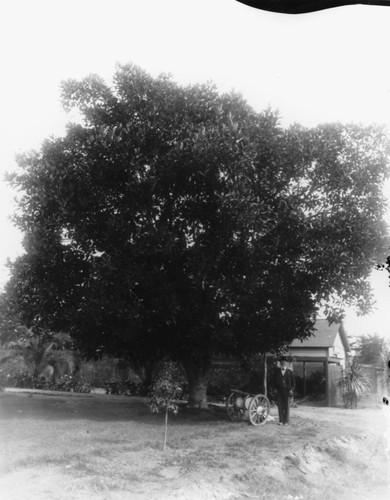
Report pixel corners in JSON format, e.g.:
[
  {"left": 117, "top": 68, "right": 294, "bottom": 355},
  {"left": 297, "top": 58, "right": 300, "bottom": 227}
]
[
  {"left": 163, "top": 406, "right": 168, "bottom": 452},
  {"left": 130, "top": 358, "right": 161, "bottom": 394},
  {"left": 182, "top": 355, "right": 211, "bottom": 409}
]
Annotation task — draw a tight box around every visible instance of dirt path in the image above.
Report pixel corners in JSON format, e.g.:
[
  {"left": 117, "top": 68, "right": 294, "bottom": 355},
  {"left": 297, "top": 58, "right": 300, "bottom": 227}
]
[
  {"left": 266, "top": 405, "right": 390, "bottom": 500},
  {"left": 0, "top": 391, "right": 389, "bottom": 499}
]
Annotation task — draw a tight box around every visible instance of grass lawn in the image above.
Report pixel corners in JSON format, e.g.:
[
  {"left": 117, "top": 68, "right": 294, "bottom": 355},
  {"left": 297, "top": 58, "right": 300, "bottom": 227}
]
[{"left": 0, "top": 390, "right": 389, "bottom": 499}]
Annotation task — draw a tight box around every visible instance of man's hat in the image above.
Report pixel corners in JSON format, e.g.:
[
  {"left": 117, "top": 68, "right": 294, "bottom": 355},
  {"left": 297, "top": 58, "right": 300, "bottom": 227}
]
[{"left": 279, "top": 356, "right": 288, "bottom": 362}]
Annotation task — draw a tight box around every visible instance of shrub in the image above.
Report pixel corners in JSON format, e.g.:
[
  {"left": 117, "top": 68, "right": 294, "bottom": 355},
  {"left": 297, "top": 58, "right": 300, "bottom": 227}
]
[
  {"left": 123, "top": 375, "right": 143, "bottom": 395},
  {"left": 50, "top": 374, "right": 91, "bottom": 393},
  {"left": 1, "top": 370, "right": 91, "bottom": 393},
  {"left": 105, "top": 373, "right": 143, "bottom": 396},
  {"left": 1, "top": 370, "right": 50, "bottom": 389}
]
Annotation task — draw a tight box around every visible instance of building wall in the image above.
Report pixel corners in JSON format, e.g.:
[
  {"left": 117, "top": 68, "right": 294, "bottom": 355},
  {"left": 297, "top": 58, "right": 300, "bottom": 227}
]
[
  {"left": 328, "top": 363, "right": 343, "bottom": 407},
  {"left": 331, "top": 331, "right": 346, "bottom": 367}
]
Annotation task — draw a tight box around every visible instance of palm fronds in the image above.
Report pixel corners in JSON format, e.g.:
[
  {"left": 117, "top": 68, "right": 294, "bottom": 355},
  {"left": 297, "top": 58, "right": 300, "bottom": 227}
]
[
  {"left": 338, "top": 356, "right": 372, "bottom": 408},
  {"left": 378, "top": 343, "right": 390, "bottom": 395}
]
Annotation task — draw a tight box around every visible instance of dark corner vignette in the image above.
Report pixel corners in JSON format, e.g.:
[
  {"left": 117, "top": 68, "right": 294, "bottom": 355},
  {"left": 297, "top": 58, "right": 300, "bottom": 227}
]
[{"left": 236, "top": 1, "right": 390, "bottom": 14}]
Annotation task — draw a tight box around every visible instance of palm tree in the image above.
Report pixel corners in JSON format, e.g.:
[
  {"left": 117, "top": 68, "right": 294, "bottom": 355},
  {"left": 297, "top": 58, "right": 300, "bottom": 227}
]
[
  {"left": 378, "top": 343, "right": 390, "bottom": 396},
  {"left": 338, "top": 356, "right": 372, "bottom": 408},
  {"left": 2, "top": 328, "right": 72, "bottom": 379}
]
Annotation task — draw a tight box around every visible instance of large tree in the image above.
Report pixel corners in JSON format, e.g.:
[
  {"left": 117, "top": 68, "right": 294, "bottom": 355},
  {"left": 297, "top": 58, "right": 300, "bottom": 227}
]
[{"left": 6, "top": 64, "right": 390, "bottom": 406}]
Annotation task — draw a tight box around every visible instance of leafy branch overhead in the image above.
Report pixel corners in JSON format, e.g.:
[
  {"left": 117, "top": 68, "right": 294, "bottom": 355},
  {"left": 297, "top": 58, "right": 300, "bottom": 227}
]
[{"left": 5, "top": 63, "right": 390, "bottom": 407}]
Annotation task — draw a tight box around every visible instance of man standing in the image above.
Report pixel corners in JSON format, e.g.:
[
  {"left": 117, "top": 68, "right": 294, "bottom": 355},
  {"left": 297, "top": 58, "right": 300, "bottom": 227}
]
[{"left": 273, "top": 356, "right": 295, "bottom": 426}]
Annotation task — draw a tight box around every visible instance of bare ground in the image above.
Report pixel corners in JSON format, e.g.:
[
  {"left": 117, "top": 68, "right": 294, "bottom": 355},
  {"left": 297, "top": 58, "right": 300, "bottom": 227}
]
[{"left": 0, "top": 389, "right": 389, "bottom": 499}]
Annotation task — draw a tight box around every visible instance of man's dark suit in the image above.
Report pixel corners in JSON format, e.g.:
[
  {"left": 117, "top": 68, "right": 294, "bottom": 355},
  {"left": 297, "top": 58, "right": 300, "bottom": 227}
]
[{"left": 273, "top": 367, "right": 295, "bottom": 425}]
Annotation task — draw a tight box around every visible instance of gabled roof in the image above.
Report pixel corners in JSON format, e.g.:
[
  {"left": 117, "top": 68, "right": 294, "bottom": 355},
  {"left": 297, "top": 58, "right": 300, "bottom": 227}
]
[{"left": 290, "top": 319, "right": 350, "bottom": 351}]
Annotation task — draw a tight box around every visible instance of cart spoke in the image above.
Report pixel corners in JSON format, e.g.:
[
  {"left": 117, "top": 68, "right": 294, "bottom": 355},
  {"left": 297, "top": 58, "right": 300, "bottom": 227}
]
[
  {"left": 226, "top": 392, "right": 243, "bottom": 421},
  {"left": 248, "top": 395, "right": 270, "bottom": 426}
]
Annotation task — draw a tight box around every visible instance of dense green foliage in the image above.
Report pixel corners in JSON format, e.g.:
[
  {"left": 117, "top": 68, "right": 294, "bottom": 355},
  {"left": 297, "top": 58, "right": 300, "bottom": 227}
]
[
  {"left": 0, "top": 370, "right": 91, "bottom": 393},
  {"left": 0, "top": 293, "right": 26, "bottom": 347},
  {"left": 5, "top": 64, "right": 390, "bottom": 405},
  {"left": 351, "top": 333, "right": 386, "bottom": 365},
  {"left": 1, "top": 329, "right": 73, "bottom": 377}
]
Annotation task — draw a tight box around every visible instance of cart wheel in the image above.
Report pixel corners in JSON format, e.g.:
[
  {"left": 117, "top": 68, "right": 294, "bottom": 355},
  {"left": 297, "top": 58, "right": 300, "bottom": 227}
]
[
  {"left": 226, "top": 392, "right": 244, "bottom": 421},
  {"left": 248, "top": 394, "right": 270, "bottom": 426}
]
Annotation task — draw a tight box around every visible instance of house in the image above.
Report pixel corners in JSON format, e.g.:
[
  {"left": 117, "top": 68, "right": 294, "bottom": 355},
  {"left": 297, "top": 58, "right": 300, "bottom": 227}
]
[{"left": 288, "top": 319, "right": 350, "bottom": 406}]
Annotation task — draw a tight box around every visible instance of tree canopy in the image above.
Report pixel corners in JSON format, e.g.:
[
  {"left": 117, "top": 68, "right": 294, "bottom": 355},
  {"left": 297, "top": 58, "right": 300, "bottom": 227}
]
[
  {"left": 351, "top": 333, "right": 387, "bottom": 366},
  {"left": 5, "top": 64, "right": 390, "bottom": 406}
]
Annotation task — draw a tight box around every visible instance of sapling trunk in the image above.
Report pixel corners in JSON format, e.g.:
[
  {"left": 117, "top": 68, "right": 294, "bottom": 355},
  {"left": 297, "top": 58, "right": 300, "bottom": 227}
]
[{"left": 163, "top": 404, "right": 168, "bottom": 452}]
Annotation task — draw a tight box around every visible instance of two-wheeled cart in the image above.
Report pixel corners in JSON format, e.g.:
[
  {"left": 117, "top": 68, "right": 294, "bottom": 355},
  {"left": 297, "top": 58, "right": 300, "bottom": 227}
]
[{"left": 226, "top": 389, "right": 270, "bottom": 426}]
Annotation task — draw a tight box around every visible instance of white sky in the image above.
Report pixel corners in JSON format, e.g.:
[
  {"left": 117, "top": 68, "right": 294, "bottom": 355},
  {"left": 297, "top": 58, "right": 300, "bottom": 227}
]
[{"left": 1, "top": 0, "right": 390, "bottom": 340}]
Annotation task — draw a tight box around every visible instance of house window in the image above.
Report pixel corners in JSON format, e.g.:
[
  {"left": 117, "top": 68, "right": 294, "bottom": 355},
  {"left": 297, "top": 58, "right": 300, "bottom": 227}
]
[
  {"left": 305, "top": 362, "right": 326, "bottom": 398},
  {"left": 293, "top": 361, "right": 326, "bottom": 399},
  {"left": 293, "top": 362, "right": 304, "bottom": 397}
]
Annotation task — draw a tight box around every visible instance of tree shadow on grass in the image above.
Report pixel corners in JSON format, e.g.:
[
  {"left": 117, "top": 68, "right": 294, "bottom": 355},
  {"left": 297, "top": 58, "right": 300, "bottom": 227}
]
[{"left": 0, "top": 392, "right": 229, "bottom": 425}]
